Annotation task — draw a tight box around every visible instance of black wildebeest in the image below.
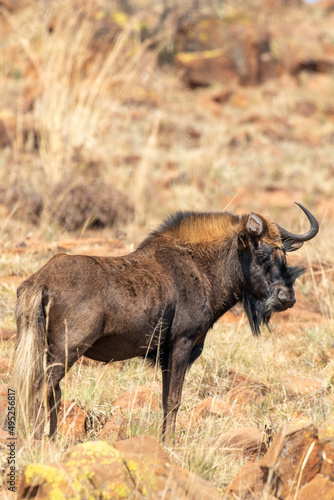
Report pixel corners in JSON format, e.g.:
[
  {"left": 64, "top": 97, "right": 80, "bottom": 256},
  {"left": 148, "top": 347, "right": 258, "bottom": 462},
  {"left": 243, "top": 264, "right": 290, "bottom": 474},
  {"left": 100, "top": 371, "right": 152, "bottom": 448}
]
[{"left": 12, "top": 202, "right": 318, "bottom": 440}]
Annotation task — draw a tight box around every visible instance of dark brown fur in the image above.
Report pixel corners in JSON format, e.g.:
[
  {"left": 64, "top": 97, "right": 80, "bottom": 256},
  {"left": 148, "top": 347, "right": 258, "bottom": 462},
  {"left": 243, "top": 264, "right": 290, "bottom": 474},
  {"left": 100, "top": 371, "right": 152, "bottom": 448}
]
[{"left": 12, "top": 210, "right": 306, "bottom": 440}]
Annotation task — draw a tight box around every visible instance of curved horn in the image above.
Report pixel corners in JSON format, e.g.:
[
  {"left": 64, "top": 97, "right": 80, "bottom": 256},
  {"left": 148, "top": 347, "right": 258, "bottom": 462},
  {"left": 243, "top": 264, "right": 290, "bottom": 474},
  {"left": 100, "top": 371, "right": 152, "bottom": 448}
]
[{"left": 277, "top": 202, "right": 319, "bottom": 252}]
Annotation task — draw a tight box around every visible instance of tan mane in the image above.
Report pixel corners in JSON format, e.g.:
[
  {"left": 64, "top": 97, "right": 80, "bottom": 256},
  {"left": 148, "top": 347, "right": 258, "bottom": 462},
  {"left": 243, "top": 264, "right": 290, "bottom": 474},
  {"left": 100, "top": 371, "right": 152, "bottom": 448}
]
[
  {"left": 141, "top": 211, "right": 283, "bottom": 248},
  {"left": 148, "top": 212, "right": 244, "bottom": 246}
]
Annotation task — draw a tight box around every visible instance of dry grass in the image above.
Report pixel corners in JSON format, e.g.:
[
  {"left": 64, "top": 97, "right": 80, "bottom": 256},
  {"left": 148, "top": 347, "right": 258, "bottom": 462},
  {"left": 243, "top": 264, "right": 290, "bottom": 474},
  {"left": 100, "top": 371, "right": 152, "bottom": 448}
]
[{"left": 1, "top": 0, "right": 334, "bottom": 495}]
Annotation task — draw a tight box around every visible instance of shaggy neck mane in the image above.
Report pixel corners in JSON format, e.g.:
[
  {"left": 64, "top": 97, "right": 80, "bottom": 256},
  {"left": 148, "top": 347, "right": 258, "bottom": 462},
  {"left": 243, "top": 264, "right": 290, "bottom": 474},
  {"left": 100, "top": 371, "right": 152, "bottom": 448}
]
[
  {"left": 140, "top": 211, "right": 243, "bottom": 247},
  {"left": 139, "top": 211, "right": 283, "bottom": 250}
]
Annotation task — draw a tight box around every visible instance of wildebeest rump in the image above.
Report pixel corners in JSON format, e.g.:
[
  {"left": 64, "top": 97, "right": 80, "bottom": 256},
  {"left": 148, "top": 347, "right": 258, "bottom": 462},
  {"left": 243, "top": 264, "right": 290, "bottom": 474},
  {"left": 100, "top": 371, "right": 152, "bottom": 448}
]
[{"left": 12, "top": 203, "right": 319, "bottom": 440}]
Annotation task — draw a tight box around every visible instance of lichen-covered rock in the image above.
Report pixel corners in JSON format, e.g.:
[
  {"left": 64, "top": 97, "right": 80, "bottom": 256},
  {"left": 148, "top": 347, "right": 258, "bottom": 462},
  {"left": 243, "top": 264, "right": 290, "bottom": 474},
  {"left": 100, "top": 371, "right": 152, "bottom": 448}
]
[
  {"left": 260, "top": 420, "right": 322, "bottom": 498},
  {"left": 18, "top": 439, "right": 223, "bottom": 499},
  {"left": 218, "top": 426, "right": 266, "bottom": 459}
]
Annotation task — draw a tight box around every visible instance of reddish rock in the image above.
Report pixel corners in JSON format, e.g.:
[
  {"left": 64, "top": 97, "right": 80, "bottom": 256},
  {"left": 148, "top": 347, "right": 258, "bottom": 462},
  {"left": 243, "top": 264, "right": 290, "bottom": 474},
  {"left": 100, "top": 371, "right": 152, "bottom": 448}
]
[
  {"left": 295, "top": 100, "right": 318, "bottom": 117},
  {"left": 175, "top": 49, "right": 237, "bottom": 88},
  {"left": 195, "top": 94, "right": 223, "bottom": 118},
  {"left": 218, "top": 426, "right": 265, "bottom": 459},
  {"left": 0, "top": 112, "right": 35, "bottom": 149},
  {"left": 225, "top": 461, "right": 264, "bottom": 499},
  {"left": 0, "top": 428, "right": 11, "bottom": 445},
  {"left": 226, "top": 371, "right": 270, "bottom": 406},
  {"left": 0, "top": 358, "right": 11, "bottom": 374},
  {"left": 99, "top": 408, "right": 128, "bottom": 441},
  {"left": 260, "top": 421, "right": 322, "bottom": 498},
  {"left": 0, "top": 328, "right": 16, "bottom": 342},
  {"left": 111, "top": 385, "right": 160, "bottom": 413},
  {"left": 57, "top": 399, "right": 86, "bottom": 440},
  {"left": 175, "top": 18, "right": 274, "bottom": 86},
  {"left": 114, "top": 434, "right": 170, "bottom": 463},
  {"left": 296, "top": 474, "right": 334, "bottom": 500},
  {"left": 318, "top": 420, "right": 334, "bottom": 481},
  {"left": 230, "top": 90, "right": 251, "bottom": 108},
  {"left": 194, "top": 397, "right": 242, "bottom": 420}
]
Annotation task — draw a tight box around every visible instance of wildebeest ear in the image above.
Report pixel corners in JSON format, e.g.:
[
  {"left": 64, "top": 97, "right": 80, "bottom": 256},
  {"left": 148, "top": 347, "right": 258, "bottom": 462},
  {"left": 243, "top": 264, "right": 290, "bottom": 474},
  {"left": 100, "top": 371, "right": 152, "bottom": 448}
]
[
  {"left": 246, "top": 214, "right": 264, "bottom": 237},
  {"left": 237, "top": 230, "right": 248, "bottom": 250}
]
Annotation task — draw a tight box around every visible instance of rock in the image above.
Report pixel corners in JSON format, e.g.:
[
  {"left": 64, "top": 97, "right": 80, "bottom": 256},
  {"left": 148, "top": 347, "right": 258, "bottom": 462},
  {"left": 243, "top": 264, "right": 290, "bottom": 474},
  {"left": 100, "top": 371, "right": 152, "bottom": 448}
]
[
  {"left": 195, "top": 94, "right": 223, "bottom": 118},
  {"left": 226, "top": 370, "right": 270, "bottom": 406},
  {"left": 0, "top": 112, "right": 16, "bottom": 148},
  {"left": 194, "top": 397, "right": 241, "bottom": 420},
  {"left": 270, "top": 21, "right": 334, "bottom": 77},
  {"left": 0, "top": 385, "right": 8, "bottom": 429},
  {"left": 225, "top": 461, "right": 264, "bottom": 499},
  {"left": 114, "top": 435, "right": 170, "bottom": 463},
  {"left": 112, "top": 385, "right": 160, "bottom": 413},
  {"left": 282, "top": 375, "right": 324, "bottom": 396},
  {"left": 218, "top": 426, "right": 266, "bottom": 459},
  {"left": 175, "top": 18, "right": 274, "bottom": 87},
  {"left": 0, "top": 328, "right": 16, "bottom": 342},
  {"left": 18, "top": 440, "right": 222, "bottom": 499},
  {"left": 175, "top": 49, "right": 237, "bottom": 88},
  {"left": 57, "top": 399, "right": 86, "bottom": 440},
  {"left": 0, "top": 358, "right": 11, "bottom": 374},
  {"left": 260, "top": 421, "right": 322, "bottom": 498},
  {"left": 296, "top": 474, "right": 334, "bottom": 500},
  {"left": 0, "top": 182, "right": 43, "bottom": 224},
  {"left": 295, "top": 100, "right": 318, "bottom": 117},
  {"left": 99, "top": 408, "right": 128, "bottom": 441}
]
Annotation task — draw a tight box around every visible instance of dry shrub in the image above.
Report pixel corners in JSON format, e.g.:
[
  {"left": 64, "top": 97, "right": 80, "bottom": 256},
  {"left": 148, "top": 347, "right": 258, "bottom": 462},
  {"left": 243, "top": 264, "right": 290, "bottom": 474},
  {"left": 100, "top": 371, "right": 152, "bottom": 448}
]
[
  {"left": 0, "top": 180, "right": 133, "bottom": 230},
  {"left": 0, "top": 181, "right": 43, "bottom": 223}
]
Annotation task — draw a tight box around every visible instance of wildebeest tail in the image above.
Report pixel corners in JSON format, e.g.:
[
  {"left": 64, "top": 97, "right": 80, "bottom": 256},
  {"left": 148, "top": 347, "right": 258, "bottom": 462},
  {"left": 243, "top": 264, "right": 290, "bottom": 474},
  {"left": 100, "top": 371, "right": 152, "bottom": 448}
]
[{"left": 11, "top": 283, "right": 46, "bottom": 435}]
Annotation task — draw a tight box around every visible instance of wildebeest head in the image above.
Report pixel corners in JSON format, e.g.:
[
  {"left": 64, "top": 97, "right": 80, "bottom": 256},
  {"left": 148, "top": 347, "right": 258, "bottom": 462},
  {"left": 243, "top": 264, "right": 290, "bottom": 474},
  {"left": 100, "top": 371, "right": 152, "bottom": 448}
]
[{"left": 237, "top": 203, "right": 319, "bottom": 335}]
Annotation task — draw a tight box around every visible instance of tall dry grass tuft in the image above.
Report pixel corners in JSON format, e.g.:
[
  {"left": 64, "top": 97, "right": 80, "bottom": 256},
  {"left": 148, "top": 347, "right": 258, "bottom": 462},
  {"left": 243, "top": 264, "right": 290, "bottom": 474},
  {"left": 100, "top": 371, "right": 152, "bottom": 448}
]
[{"left": 33, "top": 9, "right": 152, "bottom": 184}]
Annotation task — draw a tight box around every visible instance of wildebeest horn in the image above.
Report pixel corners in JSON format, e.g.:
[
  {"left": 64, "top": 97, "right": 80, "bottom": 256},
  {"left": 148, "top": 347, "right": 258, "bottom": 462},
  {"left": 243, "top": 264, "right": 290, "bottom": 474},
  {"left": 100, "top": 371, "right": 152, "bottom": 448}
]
[{"left": 277, "top": 202, "right": 319, "bottom": 252}]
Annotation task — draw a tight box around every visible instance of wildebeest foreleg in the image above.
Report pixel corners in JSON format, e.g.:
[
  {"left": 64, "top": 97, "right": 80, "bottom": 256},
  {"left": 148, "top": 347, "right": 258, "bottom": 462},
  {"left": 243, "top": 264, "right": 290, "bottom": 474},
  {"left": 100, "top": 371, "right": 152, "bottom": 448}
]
[
  {"left": 32, "top": 366, "right": 63, "bottom": 439},
  {"left": 162, "top": 336, "right": 195, "bottom": 441},
  {"left": 49, "top": 383, "right": 61, "bottom": 438}
]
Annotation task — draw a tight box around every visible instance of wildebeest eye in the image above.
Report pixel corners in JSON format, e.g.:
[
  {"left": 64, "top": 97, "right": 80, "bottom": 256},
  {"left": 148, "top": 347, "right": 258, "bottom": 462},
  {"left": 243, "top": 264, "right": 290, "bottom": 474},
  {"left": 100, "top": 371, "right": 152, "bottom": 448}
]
[{"left": 256, "top": 250, "right": 265, "bottom": 258}]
